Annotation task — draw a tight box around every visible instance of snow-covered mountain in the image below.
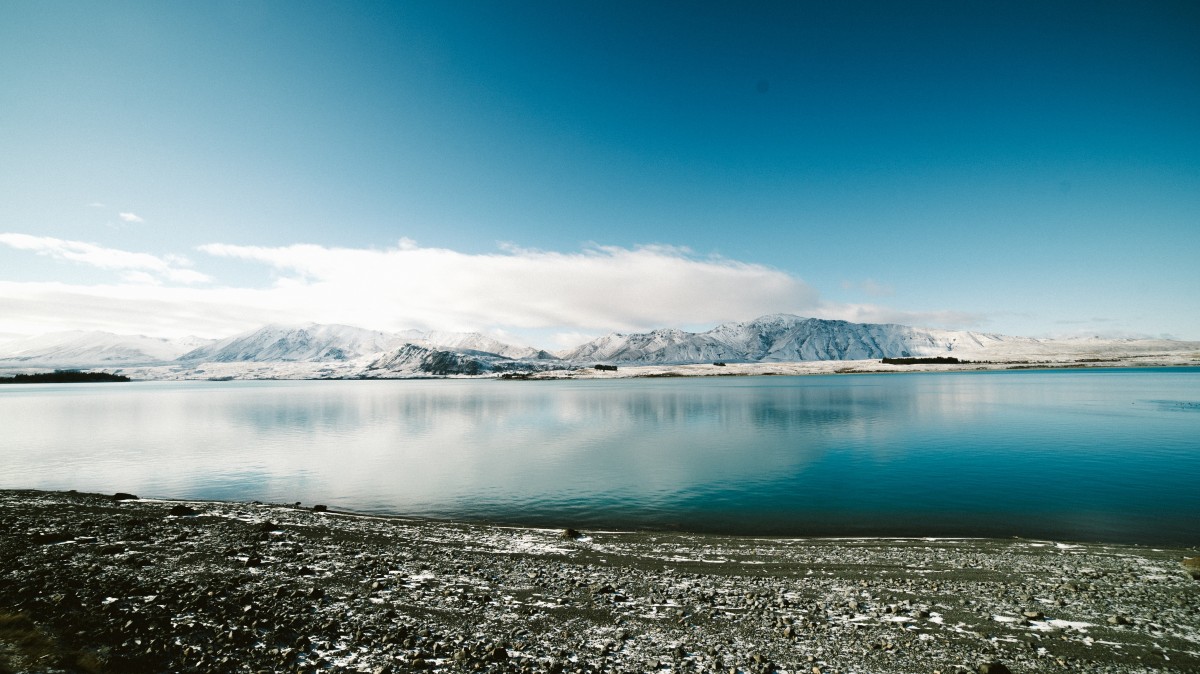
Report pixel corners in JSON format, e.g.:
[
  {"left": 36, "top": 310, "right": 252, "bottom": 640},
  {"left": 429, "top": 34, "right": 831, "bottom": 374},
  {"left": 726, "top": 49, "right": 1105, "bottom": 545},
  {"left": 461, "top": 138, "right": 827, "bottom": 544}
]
[
  {"left": 0, "top": 331, "right": 212, "bottom": 366},
  {"left": 3, "top": 315, "right": 1196, "bottom": 378},
  {"left": 563, "top": 314, "right": 1057, "bottom": 363},
  {"left": 0, "top": 322, "right": 555, "bottom": 375},
  {"left": 177, "top": 323, "right": 558, "bottom": 365},
  {"left": 364, "top": 343, "right": 559, "bottom": 376},
  {"left": 178, "top": 324, "right": 403, "bottom": 363},
  {"left": 405, "top": 331, "right": 557, "bottom": 361}
]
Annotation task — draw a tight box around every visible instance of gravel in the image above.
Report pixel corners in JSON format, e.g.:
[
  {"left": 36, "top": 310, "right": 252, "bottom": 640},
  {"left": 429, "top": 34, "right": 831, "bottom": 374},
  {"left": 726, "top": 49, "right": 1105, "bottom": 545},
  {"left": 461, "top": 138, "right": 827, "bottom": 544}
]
[{"left": 2, "top": 490, "right": 1198, "bottom": 673}]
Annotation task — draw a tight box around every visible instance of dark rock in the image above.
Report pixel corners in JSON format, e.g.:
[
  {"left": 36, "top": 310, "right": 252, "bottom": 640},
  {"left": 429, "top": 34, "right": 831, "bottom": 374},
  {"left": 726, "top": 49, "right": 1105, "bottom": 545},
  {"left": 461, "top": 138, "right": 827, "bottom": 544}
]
[
  {"left": 561, "top": 528, "right": 582, "bottom": 539},
  {"left": 31, "top": 531, "right": 74, "bottom": 545},
  {"left": 312, "top": 505, "right": 328, "bottom": 513},
  {"left": 978, "top": 663, "right": 1013, "bottom": 674},
  {"left": 113, "top": 492, "right": 139, "bottom": 501},
  {"left": 169, "top": 504, "right": 199, "bottom": 517}
]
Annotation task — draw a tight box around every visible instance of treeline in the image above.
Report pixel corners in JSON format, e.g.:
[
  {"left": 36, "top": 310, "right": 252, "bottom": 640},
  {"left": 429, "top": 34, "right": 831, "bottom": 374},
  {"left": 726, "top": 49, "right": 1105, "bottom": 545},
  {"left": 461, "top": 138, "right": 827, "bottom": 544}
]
[
  {"left": 880, "top": 356, "right": 963, "bottom": 365},
  {"left": 0, "top": 370, "right": 131, "bottom": 384}
]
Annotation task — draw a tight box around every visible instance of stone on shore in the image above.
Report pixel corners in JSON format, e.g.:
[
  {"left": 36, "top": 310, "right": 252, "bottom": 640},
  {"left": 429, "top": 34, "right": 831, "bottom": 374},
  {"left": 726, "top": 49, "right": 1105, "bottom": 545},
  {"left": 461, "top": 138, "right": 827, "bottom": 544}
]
[{"left": 1183, "top": 556, "right": 1200, "bottom": 580}]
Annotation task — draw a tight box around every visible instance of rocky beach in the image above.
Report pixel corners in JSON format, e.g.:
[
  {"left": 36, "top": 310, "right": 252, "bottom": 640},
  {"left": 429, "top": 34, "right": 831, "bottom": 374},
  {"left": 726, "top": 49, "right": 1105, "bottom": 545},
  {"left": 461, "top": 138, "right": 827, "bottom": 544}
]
[{"left": 1, "top": 490, "right": 1198, "bottom": 673}]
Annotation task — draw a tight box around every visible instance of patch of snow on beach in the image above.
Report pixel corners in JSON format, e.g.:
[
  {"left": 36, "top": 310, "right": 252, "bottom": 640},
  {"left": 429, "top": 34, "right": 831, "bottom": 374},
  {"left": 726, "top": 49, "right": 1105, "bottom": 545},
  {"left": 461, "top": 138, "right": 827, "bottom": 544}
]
[{"left": 1030, "top": 618, "right": 1094, "bottom": 631}]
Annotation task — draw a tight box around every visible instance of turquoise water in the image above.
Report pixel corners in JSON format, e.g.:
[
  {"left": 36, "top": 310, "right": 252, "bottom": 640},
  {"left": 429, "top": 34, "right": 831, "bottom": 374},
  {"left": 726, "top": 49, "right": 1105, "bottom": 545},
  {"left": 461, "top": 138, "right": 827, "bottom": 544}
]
[{"left": 2, "top": 368, "right": 1197, "bottom": 544}]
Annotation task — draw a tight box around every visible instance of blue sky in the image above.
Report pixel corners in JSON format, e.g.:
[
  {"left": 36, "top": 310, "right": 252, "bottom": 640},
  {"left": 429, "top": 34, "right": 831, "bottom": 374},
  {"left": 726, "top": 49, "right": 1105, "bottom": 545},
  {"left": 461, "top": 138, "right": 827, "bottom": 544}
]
[{"left": 2, "top": 0, "right": 1198, "bottom": 346}]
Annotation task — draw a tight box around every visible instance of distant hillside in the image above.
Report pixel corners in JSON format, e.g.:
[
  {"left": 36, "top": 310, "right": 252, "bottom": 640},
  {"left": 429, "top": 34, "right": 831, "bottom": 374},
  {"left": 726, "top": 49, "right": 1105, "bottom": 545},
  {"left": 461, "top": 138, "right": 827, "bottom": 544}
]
[
  {"left": 0, "top": 331, "right": 210, "bottom": 366},
  {"left": 403, "top": 331, "right": 558, "bottom": 361},
  {"left": 364, "top": 343, "right": 559, "bottom": 376},
  {"left": 178, "top": 324, "right": 402, "bottom": 363},
  {"left": 558, "top": 314, "right": 1028, "bottom": 363}
]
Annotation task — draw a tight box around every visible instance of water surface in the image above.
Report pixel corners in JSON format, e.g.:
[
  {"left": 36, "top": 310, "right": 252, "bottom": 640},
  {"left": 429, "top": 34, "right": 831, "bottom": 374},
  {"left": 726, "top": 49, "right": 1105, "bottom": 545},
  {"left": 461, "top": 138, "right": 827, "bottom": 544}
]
[{"left": 2, "top": 368, "right": 1197, "bottom": 544}]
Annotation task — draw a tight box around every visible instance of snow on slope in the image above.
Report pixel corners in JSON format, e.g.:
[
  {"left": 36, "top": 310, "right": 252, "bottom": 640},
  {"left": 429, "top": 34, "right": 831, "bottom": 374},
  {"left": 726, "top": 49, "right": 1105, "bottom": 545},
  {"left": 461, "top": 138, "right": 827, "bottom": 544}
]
[
  {"left": 563, "top": 314, "right": 1073, "bottom": 364},
  {"left": 410, "top": 331, "right": 557, "bottom": 361},
  {"left": 179, "top": 324, "right": 552, "bottom": 364},
  {"left": 365, "top": 343, "right": 561, "bottom": 376},
  {"left": 0, "top": 331, "right": 212, "bottom": 366},
  {"left": 178, "top": 324, "right": 403, "bottom": 362}
]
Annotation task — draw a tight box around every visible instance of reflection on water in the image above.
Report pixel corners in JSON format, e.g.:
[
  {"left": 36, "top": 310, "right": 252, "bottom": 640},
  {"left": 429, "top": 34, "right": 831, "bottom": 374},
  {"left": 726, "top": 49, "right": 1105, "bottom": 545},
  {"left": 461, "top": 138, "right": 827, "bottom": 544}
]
[{"left": 1, "top": 369, "right": 1197, "bottom": 544}]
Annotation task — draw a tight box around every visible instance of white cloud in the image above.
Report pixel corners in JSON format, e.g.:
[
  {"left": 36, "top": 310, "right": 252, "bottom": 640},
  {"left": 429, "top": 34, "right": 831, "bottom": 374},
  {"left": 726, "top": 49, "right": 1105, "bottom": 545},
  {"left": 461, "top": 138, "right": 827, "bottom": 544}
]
[
  {"left": 0, "top": 281, "right": 285, "bottom": 338},
  {"left": 118, "top": 212, "right": 145, "bottom": 223},
  {"left": 546, "top": 330, "right": 603, "bottom": 350},
  {"left": 0, "top": 235, "right": 990, "bottom": 343},
  {"left": 0, "top": 233, "right": 210, "bottom": 285},
  {"left": 0, "top": 238, "right": 822, "bottom": 340},
  {"left": 120, "top": 271, "right": 161, "bottom": 285},
  {"left": 196, "top": 241, "right": 821, "bottom": 335}
]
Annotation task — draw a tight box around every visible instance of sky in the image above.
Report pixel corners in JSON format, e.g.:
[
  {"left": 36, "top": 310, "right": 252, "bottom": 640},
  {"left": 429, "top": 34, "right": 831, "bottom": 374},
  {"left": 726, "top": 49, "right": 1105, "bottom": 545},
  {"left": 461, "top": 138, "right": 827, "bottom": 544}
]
[{"left": 2, "top": 0, "right": 1198, "bottom": 348}]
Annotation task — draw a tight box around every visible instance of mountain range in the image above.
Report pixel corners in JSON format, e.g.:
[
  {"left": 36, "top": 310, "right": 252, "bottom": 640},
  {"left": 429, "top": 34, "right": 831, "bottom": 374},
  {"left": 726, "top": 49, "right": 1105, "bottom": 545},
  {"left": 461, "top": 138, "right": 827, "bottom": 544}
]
[
  {"left": 559, "top": 314, "right": 1030, "bottom": 363},
  {"left": 1, "top": 315, "right": 1195, "bottom": 379}
]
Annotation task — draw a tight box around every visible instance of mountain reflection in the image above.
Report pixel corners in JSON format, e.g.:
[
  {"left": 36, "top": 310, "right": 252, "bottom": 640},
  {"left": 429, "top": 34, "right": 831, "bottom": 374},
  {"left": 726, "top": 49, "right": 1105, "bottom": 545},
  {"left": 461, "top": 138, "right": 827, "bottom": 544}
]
[{"left": 2, "top": 370, "right": 1197, "bottom": 544}]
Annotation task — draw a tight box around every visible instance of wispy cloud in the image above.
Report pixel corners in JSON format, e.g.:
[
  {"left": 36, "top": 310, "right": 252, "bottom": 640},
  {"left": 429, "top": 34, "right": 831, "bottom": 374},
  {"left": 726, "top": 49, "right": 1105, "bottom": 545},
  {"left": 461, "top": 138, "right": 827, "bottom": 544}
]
[
  {"left": 0, "top": 233, "right": 209, "bottom": 285},
  {"left": 118, "top": 212, "right": 145, "bottom": 223}
]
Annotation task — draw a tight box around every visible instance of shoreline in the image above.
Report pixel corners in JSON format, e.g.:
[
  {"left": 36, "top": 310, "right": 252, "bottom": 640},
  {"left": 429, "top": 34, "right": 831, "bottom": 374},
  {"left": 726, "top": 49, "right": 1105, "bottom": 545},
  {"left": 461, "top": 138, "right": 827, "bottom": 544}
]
[
  {"left": 2, "top": 490, "right": 1198, "bottom": 673},
  {"left": 2, "top": 355, "right": 1197, "bottom": 382},
  {"left": 516, "top": 358, "right": 1199, "bottom": 381}
]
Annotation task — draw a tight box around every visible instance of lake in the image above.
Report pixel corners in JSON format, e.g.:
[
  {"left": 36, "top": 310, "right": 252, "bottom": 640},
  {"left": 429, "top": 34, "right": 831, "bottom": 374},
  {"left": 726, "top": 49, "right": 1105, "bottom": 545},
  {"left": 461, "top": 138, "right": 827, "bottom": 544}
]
[{"left": 2, "top": 368, "right": 1197, "bottom": 544}]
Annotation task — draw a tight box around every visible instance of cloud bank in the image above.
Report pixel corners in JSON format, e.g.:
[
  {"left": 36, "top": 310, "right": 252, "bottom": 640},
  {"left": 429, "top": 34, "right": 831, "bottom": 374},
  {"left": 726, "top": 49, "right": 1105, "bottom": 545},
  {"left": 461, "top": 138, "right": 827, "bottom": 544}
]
[
  {"left": 0, "top": 235, "right": 981, "bottom": 344},
  {"left": 196, "top": 241, "right": 820, "bottom": 334},
  {"left": 1, "top": 237, "right": 823, "bottom": 340}
]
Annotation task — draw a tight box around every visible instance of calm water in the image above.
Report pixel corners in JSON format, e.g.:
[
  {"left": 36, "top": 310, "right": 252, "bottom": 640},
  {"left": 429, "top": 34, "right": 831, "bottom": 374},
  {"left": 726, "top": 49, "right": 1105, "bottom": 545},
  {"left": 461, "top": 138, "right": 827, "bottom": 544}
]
[{"left": 2, "top": 369, "right": 1198, "bottom": 544}]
